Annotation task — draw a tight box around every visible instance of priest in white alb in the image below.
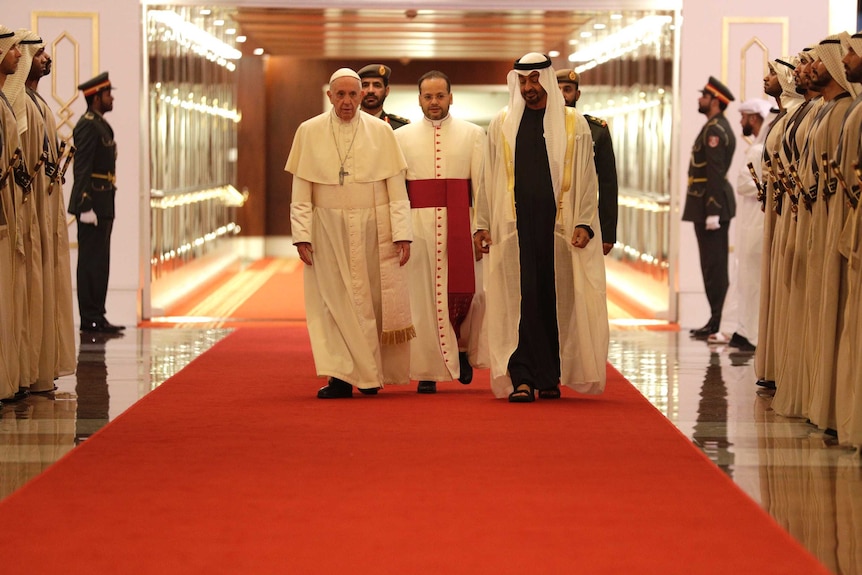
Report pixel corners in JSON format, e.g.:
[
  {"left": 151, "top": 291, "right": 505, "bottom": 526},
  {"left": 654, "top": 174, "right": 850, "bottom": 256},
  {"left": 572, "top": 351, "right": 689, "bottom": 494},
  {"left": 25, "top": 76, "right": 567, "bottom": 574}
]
[
  {"left": 286, "top": 68, "right": 414, "bottom": 399},
  {"left": 394, "top": 70, "right": 487, "bottom": 395}
]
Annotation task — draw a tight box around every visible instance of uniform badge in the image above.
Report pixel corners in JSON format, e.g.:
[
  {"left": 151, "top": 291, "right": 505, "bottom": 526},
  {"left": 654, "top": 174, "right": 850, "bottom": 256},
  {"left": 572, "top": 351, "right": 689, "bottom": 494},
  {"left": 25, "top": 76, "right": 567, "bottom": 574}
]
[
  {"left": 568, "top": 70, "right": 577, "bottom": 81},
  {"left": 378, "top": 65, "right": 387, "bottom": 76},
  {"left": 707, "top": 135, "right": 720, "bottom": 148}
]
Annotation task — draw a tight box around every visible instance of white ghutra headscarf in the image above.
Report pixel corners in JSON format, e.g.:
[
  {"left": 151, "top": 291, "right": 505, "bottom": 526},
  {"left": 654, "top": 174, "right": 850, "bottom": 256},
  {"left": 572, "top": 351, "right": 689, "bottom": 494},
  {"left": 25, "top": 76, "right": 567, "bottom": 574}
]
[{"left": 501, "top": 52, "right": 568, "bottom": 201}]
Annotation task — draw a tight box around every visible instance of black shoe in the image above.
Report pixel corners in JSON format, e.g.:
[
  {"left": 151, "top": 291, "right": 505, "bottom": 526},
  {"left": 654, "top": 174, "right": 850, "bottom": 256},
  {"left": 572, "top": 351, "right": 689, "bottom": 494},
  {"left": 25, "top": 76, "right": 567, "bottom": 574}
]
[
  {"left": 317, "top": 378, "right": 353, "bottom": 399},
  {"left": 537, "top": 386, "right": 561, "bottom": 399},
  {"left": 755, "top": 379, "right": 776, "bottom": 389},
  {"left": 691, "top": 323, "right": 719, "bottom": 339},
  {"left": 728, "top": 332, "right": 754, "bottom": 349},
  {"left": 80, "top": 320, "right": 123, "bottom": 334},
  {"left": 358, "top": 387, "right": 379, "bottom": 395},
  {"left": 102, "top": 320, "right": 126, "bottom": 331},
  {"left": 417, "top": 381, "right": 437, "bottom": 394},
  {"left": 458, "top": 351, "right": 473, "bottom": 384}
]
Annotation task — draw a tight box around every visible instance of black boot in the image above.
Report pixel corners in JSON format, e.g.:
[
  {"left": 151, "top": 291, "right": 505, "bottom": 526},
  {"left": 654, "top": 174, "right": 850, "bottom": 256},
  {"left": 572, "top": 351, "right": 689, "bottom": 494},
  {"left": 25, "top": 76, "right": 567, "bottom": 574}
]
[{"left": 458, "top": 351, "right": 473, "bottom": 385}]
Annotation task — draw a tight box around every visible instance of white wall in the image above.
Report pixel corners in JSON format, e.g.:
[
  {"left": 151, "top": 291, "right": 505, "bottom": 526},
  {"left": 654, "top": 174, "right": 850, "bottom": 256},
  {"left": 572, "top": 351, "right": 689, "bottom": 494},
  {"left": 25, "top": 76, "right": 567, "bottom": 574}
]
[{"left": 6, "top": 2, "right": 143, "bottom": 327}]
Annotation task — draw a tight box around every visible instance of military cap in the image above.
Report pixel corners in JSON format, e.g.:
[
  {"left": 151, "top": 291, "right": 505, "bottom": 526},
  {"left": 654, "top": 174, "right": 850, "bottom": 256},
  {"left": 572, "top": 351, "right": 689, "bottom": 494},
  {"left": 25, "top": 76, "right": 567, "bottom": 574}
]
[
  {"left": 358, "top": 64, "right": 392, "bottom": 85},
  {"left": 555, "top": 68, "right": 580, "bottom": 85},
  {"left": 700, "top": 76, "right": 734, "bottom": 104},
  {"left": 78, "top": 71, "right": 113, "bottom": 97}
]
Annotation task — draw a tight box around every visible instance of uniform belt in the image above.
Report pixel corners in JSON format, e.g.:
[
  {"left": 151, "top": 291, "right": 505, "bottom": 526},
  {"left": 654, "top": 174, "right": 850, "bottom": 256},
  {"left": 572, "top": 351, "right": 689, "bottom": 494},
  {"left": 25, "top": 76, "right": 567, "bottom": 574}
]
[
  {"left": 688, "top": 177, "right": 707, "bottom": 184},
  {"left": 92, "top": 172, "right": 116, "bottom": 183}
]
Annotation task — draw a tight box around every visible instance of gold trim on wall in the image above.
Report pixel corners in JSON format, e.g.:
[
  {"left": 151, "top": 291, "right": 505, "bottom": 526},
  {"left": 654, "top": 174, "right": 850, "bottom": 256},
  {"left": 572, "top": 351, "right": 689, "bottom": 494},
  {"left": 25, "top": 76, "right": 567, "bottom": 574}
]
[
  {"left": 31, "top": 11, "right": 100, "bottom": 139},
  {"left": 721, "top": 17, "right": 789, "bottom": 83}
]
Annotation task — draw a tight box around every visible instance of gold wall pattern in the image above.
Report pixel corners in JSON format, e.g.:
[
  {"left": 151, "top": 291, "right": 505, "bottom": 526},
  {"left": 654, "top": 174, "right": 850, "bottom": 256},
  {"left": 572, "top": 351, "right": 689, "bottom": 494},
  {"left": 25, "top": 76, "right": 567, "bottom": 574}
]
[{"left": 31, "top": 11, "right": 100, "bottom": 141}]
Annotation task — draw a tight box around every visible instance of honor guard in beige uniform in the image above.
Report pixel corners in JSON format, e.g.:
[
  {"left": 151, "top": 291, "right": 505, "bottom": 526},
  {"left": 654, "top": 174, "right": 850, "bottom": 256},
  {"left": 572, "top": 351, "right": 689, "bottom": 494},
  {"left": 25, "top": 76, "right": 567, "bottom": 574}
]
[
  {"left": 834, "top": 31, "right": 862, "bottom": 445},
  {"left": 556, "top": 68, "right": 619, "bottom": 256},
  {"left": 0, "top": 26, "right": 24, "bottom": 402},
  {"left": 797, "top": 35, "right": 856, "bottom": 432},
  {"left": 771, "top": 48, "right": 824, "bottom": 416},
  {"left": 287, "top": 68, "right": 414, "bottom": 399},
  {"left": 4, "top": 30, "right": 58, "bottom": 392},
  {"left": 683, "top": 76, "right": 736, "bottom": 339},
  {"left": 394, "top": 70, "right": 487, "bottom": 394},
  {"left": 358, "top": 64, "right": 410, "bottom": 129},
  {"left": 67, "top": 72, "right": 124, "bottom": 335},
  {"left": 755, "top": 56, "right": 803, "bottom": 389},
  {"left": 19, "top": 31, "right": 76, "bottom": 387}
]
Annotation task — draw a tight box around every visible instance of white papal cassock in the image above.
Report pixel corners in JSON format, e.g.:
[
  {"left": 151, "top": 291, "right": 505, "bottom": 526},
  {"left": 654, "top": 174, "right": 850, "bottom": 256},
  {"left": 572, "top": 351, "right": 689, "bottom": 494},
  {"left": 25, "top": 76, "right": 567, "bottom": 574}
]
[
  {"left": 286, "top": 109, "right": 413, "bottom": 390},
  {"left": 394, "top": 114, "right": 488, "bottom": 382}
]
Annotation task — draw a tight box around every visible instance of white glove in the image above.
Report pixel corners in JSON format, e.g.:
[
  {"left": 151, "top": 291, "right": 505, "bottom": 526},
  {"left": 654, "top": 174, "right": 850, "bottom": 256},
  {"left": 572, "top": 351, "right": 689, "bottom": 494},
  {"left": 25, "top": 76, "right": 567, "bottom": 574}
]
[
  {"left": 705, "top": 215, "right": 720, "bottom": 231},
  {"left": 79, "top": 210, "right": 98, "bottom": 226}
]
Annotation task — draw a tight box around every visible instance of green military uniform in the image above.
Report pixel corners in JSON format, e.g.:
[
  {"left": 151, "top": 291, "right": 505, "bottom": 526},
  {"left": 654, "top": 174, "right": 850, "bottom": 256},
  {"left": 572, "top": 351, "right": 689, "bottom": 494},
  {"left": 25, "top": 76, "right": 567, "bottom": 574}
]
[
  {"left": 555, "top": 69, "right": 618, "bottom": 247},
  {"left": 67, "top": 72, "right": 121, "bottom": 333},
  {"left": 584, "top": 113, "right": 618, "bottom": 245},
  {"left": 379, "top": 110, "right": 410, "bottom": 130},
  {"left": 683, "top": 76, "right": 736, "bottom": 336},
  {"left": 357, "top": 63, "right": 410, "bottom": 130}
]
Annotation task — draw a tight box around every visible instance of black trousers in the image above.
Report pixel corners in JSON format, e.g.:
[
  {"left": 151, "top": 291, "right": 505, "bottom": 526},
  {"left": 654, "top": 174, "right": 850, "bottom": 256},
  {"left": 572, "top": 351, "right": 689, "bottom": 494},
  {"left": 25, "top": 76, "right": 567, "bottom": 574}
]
[
  {"left": 693, "top": 221, "right": 729, "bottom": 323},
  {"left": 76, "top": 216, "right": 113, "bottom": 324}
]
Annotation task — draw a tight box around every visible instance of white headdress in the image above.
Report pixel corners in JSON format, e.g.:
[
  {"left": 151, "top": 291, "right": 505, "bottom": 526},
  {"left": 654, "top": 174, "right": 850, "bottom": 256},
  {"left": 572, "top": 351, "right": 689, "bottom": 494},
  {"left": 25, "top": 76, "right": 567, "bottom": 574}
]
[
  {"left": 2, "top": 30, "right": 42, "bottom": 135},
  {"left": 502, "top": 52, "right": 567, "bottom": 200},
  {"left": 812, "top": 33, "right": 857, "bottom": 97},
  {"left": 772, "top": 56, "right": 804, "bottom": 109}
]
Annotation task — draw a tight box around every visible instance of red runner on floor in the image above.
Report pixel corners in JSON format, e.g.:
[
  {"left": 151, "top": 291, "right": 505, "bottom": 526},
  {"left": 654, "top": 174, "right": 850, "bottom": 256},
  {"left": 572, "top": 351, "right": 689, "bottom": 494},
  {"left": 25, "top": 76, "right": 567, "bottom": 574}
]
[{"left": 0, "top": 327, "right": 829, "bottom": 574}]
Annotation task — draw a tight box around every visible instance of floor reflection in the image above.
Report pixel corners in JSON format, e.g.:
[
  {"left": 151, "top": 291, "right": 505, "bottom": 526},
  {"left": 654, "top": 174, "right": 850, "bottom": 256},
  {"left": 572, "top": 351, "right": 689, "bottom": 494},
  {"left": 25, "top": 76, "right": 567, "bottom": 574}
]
[{"left": 0, "top": 326, "right": 860, "bottom": 573}]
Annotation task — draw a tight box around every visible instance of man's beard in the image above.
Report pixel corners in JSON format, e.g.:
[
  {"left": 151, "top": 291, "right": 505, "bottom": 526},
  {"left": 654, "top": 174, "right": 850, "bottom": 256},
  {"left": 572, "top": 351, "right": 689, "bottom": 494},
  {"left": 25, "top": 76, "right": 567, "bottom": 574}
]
[{"left": 742, "top": 124, "right": 754, "bottom": 137}]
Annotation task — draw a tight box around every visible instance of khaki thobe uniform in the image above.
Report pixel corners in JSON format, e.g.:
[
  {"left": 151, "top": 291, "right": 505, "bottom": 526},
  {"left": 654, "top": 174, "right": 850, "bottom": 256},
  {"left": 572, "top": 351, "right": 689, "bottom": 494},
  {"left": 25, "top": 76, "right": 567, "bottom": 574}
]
[
  {"left": 19, "top": 90, "right": 51, "bottom": 390},
  {"left": 834, "top": 94, "right": 862, "bottom": 444},
  {"left": 29, "top": 88, "right": 75, "bottom": 378},
  {"left": 772, "top": 97, "right": 823, "bottom": 418},
  {"left": 477, "top": 106, "right": 608, "bottom": 398},
  {"left": 286, "top": 110, "right": 414, "bottom": 389},
  {"left": 0, "top": 93, "right": 21, "bottom": 399},
  {"left": 755, "top": 105, "right": 795, "bottom": 382},
  {"left": 394, "top": 115, "right": 488, "bottom": 382},
  {"left": 804, "top": 94, "right": 852, "bottom": 431}
]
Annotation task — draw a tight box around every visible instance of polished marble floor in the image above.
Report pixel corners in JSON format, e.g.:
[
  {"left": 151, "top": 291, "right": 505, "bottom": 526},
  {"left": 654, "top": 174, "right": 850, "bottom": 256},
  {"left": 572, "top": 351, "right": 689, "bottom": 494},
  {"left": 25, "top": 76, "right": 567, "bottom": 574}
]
[{"left": 1, "top": 324, "right": 860, "bottom": 574}]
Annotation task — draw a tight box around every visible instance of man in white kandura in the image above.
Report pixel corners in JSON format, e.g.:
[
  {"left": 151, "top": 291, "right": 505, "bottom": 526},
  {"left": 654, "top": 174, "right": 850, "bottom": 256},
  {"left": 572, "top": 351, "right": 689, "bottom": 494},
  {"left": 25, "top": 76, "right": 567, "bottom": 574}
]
[
  {"left": 474, "top": 52, "right": 609, "bottom": 402},
  {"left": 394, "top": 70, "right": 488, "bottom": 395},
  {"left": 286, "top": 68, "right": 414, "bottom": 399}
]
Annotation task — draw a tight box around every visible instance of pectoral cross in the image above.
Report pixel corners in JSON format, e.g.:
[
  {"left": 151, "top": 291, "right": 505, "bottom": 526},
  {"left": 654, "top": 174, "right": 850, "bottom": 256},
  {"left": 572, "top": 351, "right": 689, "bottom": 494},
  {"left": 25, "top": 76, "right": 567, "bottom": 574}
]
[{"left": 339, "top": 166, "right": 349, "bottom": 186}]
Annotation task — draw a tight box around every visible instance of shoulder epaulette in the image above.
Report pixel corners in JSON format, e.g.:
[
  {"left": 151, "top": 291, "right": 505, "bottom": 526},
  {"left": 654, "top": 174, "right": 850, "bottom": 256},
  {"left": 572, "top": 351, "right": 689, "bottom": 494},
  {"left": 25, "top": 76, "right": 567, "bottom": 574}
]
[
  {"left": 584, "top": 114, "right": 607, "bottom": 128},
  {"left": 388, "top": 113, "right": 410, "bottom": 124},
  {"left": 83, "top": 112, "right": 95, "bottom": 120}
]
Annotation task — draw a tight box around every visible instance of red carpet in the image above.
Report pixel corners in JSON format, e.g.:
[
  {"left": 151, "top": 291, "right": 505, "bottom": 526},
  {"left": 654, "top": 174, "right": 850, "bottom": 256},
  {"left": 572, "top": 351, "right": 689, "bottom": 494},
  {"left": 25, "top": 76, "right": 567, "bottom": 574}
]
[{"left": 0, "top": 326, "right": 829, "bottom": 574}]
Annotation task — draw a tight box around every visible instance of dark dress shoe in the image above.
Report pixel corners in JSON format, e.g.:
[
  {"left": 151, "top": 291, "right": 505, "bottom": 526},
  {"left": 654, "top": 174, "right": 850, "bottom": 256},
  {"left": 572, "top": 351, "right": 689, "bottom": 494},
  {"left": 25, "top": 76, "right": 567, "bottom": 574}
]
[
  {"left": 417, "top": 381, "right": 437, "bottom": 394},
  {"left": 102, "top": 320, "right": 126, "bottom": 331},
  {"left": 755, "top": 379, "right": 776, "bottom": 389},
  {"left": 358, "top": 387, "right": 379, "bottom": 395},
  {"left": 80, "top": 321, "right": 123, "bottom": 334},
  {"left": 458, "top": 351, "right": 473, "bottom": 384},
  {"left": 317, "top": 378, "right": 353, "bottom": 399},
  {"left": 691, "top": 323, "right": 719, "bottom": 339},
  {"left": 728, "top": 332, "right": 754, "bottom": 349}
]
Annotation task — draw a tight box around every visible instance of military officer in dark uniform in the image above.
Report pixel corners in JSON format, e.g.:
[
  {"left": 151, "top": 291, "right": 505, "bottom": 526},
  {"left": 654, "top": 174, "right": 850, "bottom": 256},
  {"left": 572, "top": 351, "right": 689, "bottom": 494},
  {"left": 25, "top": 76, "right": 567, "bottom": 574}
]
[
  {"left": 683, "top": 76, "right": 736, "bottom": 338},
  {"left": 67, "top": 72, "right": 124, "bottom": 334},
  {"left": 556, "top": 68, "right": 619, "bottom": 255},
  {"left": 357, "top": 63, "right": 410, "bottom": 129}
]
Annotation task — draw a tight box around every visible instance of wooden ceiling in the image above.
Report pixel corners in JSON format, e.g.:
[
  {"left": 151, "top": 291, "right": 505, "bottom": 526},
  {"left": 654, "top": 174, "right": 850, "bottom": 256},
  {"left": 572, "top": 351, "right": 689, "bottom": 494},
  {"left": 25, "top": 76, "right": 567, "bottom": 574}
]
[{"left": 233, "top": 8, "right": 598, "bottom": 61}]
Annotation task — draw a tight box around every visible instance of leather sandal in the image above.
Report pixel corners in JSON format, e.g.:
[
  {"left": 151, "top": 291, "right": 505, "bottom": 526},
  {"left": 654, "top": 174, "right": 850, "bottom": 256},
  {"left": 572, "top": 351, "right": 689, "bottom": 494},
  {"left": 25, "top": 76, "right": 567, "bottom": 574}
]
[
  {"left": 537, "top": 387, "right": 561, "bottom": 399},
  {"left": 508, "top": 383, "right": 535, "bottom": 403}
]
